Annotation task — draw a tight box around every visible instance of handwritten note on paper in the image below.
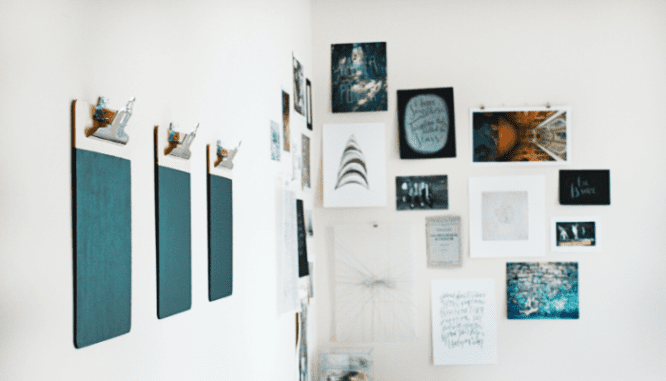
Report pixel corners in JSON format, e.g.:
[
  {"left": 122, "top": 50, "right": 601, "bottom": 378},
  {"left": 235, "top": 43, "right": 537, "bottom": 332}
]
[{"left": 431, "top": 279, "right": 497, "bottom": 365}]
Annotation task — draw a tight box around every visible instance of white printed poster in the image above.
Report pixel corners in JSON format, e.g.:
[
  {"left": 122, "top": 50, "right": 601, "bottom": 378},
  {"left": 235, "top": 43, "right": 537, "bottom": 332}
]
[
  {"left": 323, "top": 123, "right": 387, "bottom": 208},
  {"left": 431, "top": 278, "right": 498, "bottom": 365},
  {"left": 276, "top": 178, "right": 299, "bottom": 314}
]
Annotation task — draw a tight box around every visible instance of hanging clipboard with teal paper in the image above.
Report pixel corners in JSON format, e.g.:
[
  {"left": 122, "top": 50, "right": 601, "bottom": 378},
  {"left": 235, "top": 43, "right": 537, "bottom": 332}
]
[
  {"left": 72, "top": 97, "right": 135, "bottom": 348},
  {"left": 155, "top": 123, "right": 198, "bottom": 318},
  {"left": 206, "top": 140, "right": 239, "bottom": 301}
]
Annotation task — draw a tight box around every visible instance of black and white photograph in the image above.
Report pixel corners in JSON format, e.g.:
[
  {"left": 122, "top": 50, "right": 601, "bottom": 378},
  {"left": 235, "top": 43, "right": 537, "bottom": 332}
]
[
  {"left": 293, "top": 54, "right": 304, "bottom": 116},
  {"left": 398, "top": 87, "right": 456, "bottom": 160},
  {"left": 306, "top": 78, "right": 313, "bottom": 130},
  {"left": 551, "top": 216, "right": 601, "bottom": 252},
  {"left": 396, "top": 175, "right": 448, "bottom": 211}
]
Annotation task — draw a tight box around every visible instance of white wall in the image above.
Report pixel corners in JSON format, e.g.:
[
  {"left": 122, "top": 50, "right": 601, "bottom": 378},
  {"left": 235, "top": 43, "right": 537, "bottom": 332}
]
[
  {"left": 0, "top": 0, "right": 315, "bottom": 380},
  {"left": 311, "top": 1, "right": 666, "bottom": 380}
]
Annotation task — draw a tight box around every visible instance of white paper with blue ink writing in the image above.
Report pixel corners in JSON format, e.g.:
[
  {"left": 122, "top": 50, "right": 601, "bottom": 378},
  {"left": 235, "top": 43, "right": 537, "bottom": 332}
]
[{"left": 431, "top": 279, "right": 497, "bottom": 365}]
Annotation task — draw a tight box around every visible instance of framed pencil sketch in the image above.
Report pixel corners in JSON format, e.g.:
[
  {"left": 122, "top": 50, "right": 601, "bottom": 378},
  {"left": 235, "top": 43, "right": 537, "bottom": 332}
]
[
  {"left": 471, "top": 106, "right": 570, "bottom": 165},
  {"left": 469, "top": 175, "right": 546, "bottom": 258},
  {"left": 551, "top": 216, "right": 601, "bottom": 253},
  {"left": 426, "top": 216, "right": 462, "bottom": 268}
]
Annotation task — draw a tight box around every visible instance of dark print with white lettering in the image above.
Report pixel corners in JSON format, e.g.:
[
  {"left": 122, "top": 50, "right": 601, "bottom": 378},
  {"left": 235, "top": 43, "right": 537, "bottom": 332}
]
[
  {"left": 398, "top": 87, "right": 456, "bottom": 159},
  {"left": 559, "top": 170, "right": 610, "bottom": 205}
]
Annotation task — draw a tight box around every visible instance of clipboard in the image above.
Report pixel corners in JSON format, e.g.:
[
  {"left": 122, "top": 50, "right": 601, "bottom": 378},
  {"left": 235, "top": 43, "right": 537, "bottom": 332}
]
[
  {"left": 206, "top": 141, "right": 237, "bottom": 301},
  {"left": 154, "top": 123, "right": 197, "bottom": 318},
  {"left": 72, "top": 97, "right": 134, "bottom": 348}
]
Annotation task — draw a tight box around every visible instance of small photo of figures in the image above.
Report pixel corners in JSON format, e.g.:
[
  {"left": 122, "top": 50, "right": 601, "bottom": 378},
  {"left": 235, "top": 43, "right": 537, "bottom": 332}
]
[
  {"left": 396, "top": 175, "right": 448, "bottom": 211},
  {"left": 551, "top": 217, "right": 600, "bottom": 252},
  {"left": 331, "top": 42, "right": 387, "bottom": 113}
]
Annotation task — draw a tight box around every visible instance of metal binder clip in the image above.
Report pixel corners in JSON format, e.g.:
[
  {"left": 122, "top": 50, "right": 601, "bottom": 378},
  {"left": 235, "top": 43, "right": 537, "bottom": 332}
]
[
  {"left": 87, "top": 96, "right": 135, "bottom": 145},
  {"left": 480, "top": 104, "right": 485, "bottom": 110},
  {"left": 214, "top": 140, "right": 242, "bottom": 170},
  {"left": 164, "top": 123, "right": 199, "bottom": 160},
  {"left": 546, "top": 102, "right": 551, "bottom": 109}
]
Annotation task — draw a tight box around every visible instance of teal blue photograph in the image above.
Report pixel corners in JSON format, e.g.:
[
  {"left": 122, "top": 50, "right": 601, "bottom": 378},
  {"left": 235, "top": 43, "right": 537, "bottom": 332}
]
[{"left": 507, "top": 262, "right": 579, "bottom": 319}]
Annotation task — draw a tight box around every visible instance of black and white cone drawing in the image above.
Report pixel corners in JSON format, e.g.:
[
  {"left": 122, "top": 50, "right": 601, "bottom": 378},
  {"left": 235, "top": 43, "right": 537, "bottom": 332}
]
[{"left": 335, "top": 135, "right": 369, "bottom": 190}]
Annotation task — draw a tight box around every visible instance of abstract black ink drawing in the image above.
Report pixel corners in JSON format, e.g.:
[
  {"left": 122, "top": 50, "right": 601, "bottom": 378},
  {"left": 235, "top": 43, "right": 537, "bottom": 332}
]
[{"left": 335, "top": 135, "right": 369, "bottom": 190}]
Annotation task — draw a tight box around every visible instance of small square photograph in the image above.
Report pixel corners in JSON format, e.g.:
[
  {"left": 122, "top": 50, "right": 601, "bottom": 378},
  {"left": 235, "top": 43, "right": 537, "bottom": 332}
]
[
  {"left": 481, "top": 191, "right": 528, "bottom": 241},
  {"left": 551, "top": 216, "right": 601, "bottom": 252},
  {"left": 396, "top": 175, "right": 448, "bottom": 211},
  {"left": 270, "top": 120, "right": 280, "bottom": 161}
]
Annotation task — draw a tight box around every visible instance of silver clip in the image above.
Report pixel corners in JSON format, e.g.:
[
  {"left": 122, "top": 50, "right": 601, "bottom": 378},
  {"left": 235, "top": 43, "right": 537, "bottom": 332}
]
[
  {"left": 546, "top": 102, "right": 551, "bottom": 109},
  {"left": 480, "top": 104, "right": 485, "bottom": 110},
  {"left": 88, "top": 96, "right": 135, "bottom": 145},
  {"left": 164, "top": 123, "right": 199, "bottom": 160},
  {"left": 214, "top": 140, "right": 242, "bottom": 170}
]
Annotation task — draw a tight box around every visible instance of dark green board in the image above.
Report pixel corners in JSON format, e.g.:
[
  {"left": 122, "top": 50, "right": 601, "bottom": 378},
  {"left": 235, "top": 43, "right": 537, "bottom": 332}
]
[
  {"left": 156, "top": 166, "right": 192, "bottom": 319},
  {"left": 73, "top": 148, "right": 131, "bottom": 348},
  {"left": 207, "top": 175, "right": 233, "bottom": 301}
]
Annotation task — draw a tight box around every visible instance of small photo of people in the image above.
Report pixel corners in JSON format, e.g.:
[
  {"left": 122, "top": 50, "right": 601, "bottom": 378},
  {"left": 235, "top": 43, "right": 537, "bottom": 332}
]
[
  {"left": 396, "top": 175, "right": 448, "bottom": 211},
  {"left": 556, "top": 221, "right": 596, "bottom": 247}
]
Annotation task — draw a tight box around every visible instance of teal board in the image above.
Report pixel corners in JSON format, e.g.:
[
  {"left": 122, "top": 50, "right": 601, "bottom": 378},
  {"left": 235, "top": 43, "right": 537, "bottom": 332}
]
[
  {"left": 156, "top": 166, "right": 192, "bottom": 318},
  {"left": 207, "top": 175, "right": 233, "bottom": 301},
  {"left": 73, "top": 148, "right": 131, "bottom": 348}
]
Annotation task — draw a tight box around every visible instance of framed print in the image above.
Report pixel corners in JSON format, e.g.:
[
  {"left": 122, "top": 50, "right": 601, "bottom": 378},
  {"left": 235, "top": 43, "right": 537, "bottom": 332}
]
[
  {"left": 323, "top": 123, "right": 387, "bottom": 208},
  {"left": 507, "top": 262, "right": 579, "bottom": 319},
  {"left": 551, "top": 216, "right": 601, "bottom": 252},
  {"left": 471, "top": 106, "right": 570, "bottom": 165},
  {"left": 293, "top": 54, "right": 304, "bottom": 116},
  {"left": 397, "top": 87, "right": 456, "bottom": 159},
  {"left": 282, "top": 90, "right": 290, "bottom": 152},
  {"left": 306, "top": 78, "right": 312, "bottom": 130},
  {"left": 559, "top": 170, "right": 610, "bottom": 205},
  {"left": 426, "top": 216, "right": 461, "bottom": 268},
  {"left": 396, "top": 175, "right": 448, "bottom": 211},
  {"left": 331, "top": 42, "right": 387, "bottom": 113},
  {"left": 469, "top": 175, "right": 546, "bottom": 258}
]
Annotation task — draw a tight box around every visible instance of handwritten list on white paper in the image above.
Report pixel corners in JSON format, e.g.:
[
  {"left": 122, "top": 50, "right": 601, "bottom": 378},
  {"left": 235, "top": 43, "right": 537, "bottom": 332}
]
[{"left": 431, "top": 279, "right": 498, "bottom": 365}]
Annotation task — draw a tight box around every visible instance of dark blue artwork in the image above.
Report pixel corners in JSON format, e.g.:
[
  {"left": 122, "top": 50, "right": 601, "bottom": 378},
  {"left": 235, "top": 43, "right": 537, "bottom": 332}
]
[
  {"left": 208, "top": 175, "right": 233, "bottom": 302},
  {"left": 331, "top": 42, "right": 387, "bottom": 113},
  {"left": 559, "top": 170, "right": 610, "bottom": 205},
  {"left": 507, "top": 262, "right": 579, "bottom": 319},
  {"left": 74, "top": 148, "right": 131, "bottom": 348}
]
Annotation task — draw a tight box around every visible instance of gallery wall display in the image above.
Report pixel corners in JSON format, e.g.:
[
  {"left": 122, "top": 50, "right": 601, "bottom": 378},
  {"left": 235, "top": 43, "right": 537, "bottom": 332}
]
[
  {"left": 395, "top": 175, "right": 448, "bottom": 211},
  {"left": 72, "top": 97, "right": 134, "bottom": 348},
  {"left": 507, "top": 262, "right": 579, "bottom": 319},
  {"left": 559, "top": 170, "right": 610, "bottom": 205},
  {"left": 334, "top": 224, "right": 417, "bottom": 342},
  {"left": 469, "top": 175, "right": 546, "bottom": 258},
  {"left": 305, "top": 78, "right": 312, "bottom": 130},
  {"left": 323, "top": 123, "right": 387, "bottom": 208},
  {"left": 207, "top": 141, "right": 235, "bottom": 302},
  {"left": 331, "top": 42, "right": 387, "bottom": 113},
  {"left": 551, "top": 216, "right": 601, "bottom": 253},
  {"left": 282, "top": 90, "right": 290, "bottom": 152},
  {"left": 471, "top": 106, "right": 571, "bottom": 164},
  {"left": 426, "top": 216, "right": 462, "bottom": 268},
  {"left": 155, "top": 123, "right": 197, "bottom": 319},
  {"left": 397, "top": 87, "right": 456, "bottom": 159},
  {"left": 431, "top": 279, "right": 498, "bottom": 365},
  {"left": 293, "top": 54, "right": 305, "bottom": 116}
]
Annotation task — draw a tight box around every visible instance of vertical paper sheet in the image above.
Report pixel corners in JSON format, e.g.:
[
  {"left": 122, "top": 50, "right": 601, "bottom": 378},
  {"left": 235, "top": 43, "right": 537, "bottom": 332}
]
[
  {"left": 277, "top": 178, "right": 299, "bottom": 314},
  {"left": 334, "top": 224, "right": 417, "bottom": 342},
  {"left": 431, "top": 279, "right": 498, "bottom": 365}
]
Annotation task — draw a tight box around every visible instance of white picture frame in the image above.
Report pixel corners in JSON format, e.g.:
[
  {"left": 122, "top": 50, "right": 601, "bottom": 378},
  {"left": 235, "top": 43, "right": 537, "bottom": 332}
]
[
  {"left": 323, "top": 123, "right": 387, "bottom": 208},
  {"left": 469, "top": 175, "right": 546, "bottom": 258},
  {"left": 551, "top": 216, "right": 601, "bottom": 252},
  {"left": 470, "top": 106, "right": 571, "bottom": 165}
]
